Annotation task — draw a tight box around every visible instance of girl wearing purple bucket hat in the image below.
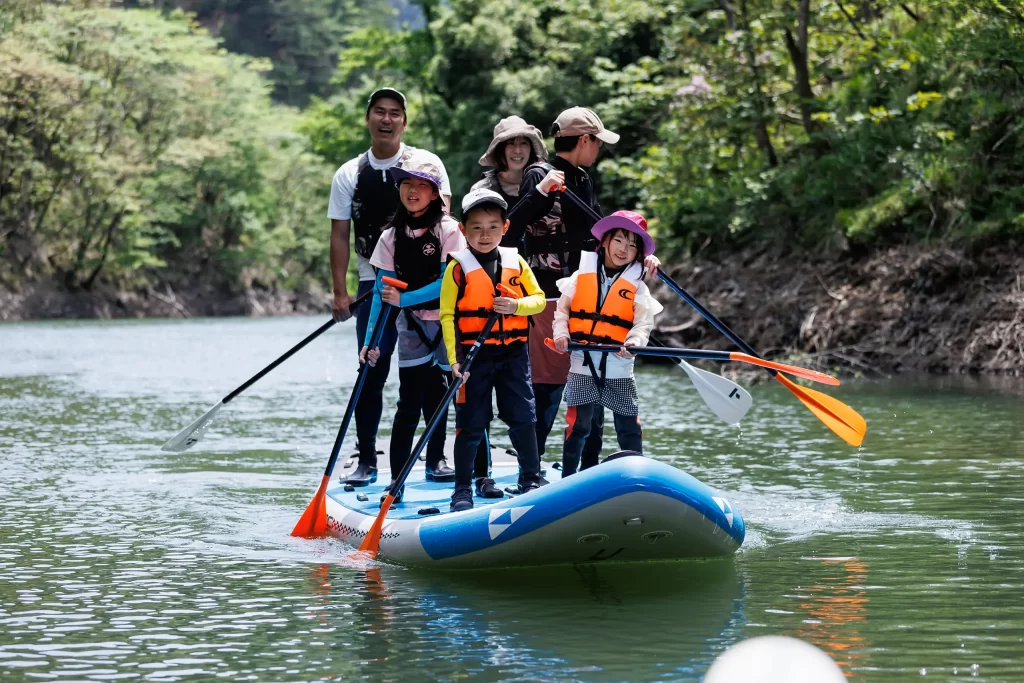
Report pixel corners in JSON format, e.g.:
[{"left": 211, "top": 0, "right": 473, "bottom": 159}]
[{"left": 549, "top": 210, "right": 663, "bottom": 476}]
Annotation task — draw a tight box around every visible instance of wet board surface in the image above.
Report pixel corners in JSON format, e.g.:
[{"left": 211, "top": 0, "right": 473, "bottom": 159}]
[{"left": 328, "top": 448, "right": 565, "bottom": 520}]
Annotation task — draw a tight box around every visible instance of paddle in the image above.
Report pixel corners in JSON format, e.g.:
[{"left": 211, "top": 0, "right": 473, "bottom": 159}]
[
  {"left": 291, "top": 278, "right": 408, "bottom": 538},
  {"left": 357, "top": 283, "right": 517, "bottom": 559},
  {"left": 648, "top": 334, "right": 753, "bottom": 425},
  {"left": 161, "top": 290, "right": 372, "bottom": 453},
  {"left": 655, "top": 269, "right": 867, "bottom": 447},
  {"left": 558, "top": 185, "right": 867, "bottom": 447},
  {"left": 546, "top": 339, "right": 839, "bottom": 386}
]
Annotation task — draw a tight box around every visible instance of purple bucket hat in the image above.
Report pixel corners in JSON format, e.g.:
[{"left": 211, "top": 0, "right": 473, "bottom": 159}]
[
  {"left": 390, "top": 153, "right": 442, "bottom": 192},
  {"left": 591, "top": 210, "right": 656, "bottom": 256}
]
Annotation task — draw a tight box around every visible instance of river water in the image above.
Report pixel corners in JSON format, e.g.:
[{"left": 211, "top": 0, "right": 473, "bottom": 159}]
[{"left": 1, "top": 316, "right": 1022, "bottom": 682}]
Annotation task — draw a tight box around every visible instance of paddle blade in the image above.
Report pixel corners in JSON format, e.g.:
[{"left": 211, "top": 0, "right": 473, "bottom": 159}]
[
  {"left": 677, "top": 360, "right": 752, "bottom": 425},
  {"left": 775, "top": 374, "right": 867, "bottom": 447},
  {"left": 291, "top": 475, "right": 330, "bottom": 538},
  {"left": 161, "top": 402, "right": 223, "bottom": 452},
  {"left": 730, "top": 353, "right": 840, "bottom": 386},
  {"left": 357, "top": 495, "right": 394, "bottom": 559}
]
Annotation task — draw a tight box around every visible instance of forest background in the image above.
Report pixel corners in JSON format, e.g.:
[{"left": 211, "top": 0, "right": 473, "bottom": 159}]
[{"left": 2, "top": 0, "right": 1022, "bottom": 373}]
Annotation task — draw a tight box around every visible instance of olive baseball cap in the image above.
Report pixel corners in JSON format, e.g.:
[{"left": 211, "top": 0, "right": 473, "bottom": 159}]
[{"left": 552, "top": 107, "right": 620, "bottom": 144}]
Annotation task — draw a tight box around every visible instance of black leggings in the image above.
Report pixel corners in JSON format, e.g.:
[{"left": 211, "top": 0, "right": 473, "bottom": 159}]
[{"left": 389, "top": 363, "right": 449, "bottom": 474}]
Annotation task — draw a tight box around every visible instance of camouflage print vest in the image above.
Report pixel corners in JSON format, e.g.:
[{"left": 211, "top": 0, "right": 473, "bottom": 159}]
[{"left": 522, "top": 161, "right": 569, "bottom": 280}]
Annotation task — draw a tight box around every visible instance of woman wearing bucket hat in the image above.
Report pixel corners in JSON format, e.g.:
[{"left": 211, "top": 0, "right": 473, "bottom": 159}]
[
  {"left": 472, "top": 116, "right": 547, "bottom": 227},
  {"left": 360, "top": 151, "right": 466, "bottom": 497},
  {"left": 549, "top": 210, "right": 663, "bottom": 476}
]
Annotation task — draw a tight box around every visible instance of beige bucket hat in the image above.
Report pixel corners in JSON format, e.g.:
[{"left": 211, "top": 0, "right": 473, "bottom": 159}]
[{"left": 478, "top": 116, "right": 548, "bottom": 167}]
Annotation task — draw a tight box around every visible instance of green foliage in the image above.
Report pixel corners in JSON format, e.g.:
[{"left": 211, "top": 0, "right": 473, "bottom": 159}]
[
  {"left": 122, "top": 0, "right": 395, "bottom": 106},
  {"left": 306, "top": 0, "right": 1024, "bottom": 254},
  {"left": 0, "top": 4, "right": 333, "bottom": 292}
]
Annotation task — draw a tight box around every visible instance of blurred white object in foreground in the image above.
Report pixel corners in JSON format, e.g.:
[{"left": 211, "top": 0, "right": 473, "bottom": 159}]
[{"left": 705, "top": 635, "right": 846, "bottom": 683}]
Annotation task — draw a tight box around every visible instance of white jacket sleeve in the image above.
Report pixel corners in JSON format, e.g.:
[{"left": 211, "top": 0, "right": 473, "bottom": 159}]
[
  {"left": 624, "top": 282, "right": 663, "bottom": 347},
  {"left": 552, "top": 274, "right": 578, "bottom": 340}
]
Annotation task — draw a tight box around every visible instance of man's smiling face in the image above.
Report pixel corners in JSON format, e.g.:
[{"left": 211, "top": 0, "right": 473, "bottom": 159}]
[{"left": 365, "top": 97, "right": 407, "bottom": 146}]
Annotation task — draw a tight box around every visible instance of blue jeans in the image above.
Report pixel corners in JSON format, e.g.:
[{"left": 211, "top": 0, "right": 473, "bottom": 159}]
[{"left": 354, "top": 279, "right": 398, "bottom": 465}]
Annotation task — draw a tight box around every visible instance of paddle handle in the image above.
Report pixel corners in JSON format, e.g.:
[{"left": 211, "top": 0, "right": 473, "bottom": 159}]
[
  {"left": 222, "top": 290, "right": 371, "bottom": 404},
  {"left": 381, "top": 276, "right": 408, "bottom": 290}
]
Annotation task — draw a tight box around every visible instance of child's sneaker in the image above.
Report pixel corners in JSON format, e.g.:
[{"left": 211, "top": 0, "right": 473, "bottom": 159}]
[{"left": 450, "top": 486, "right": 474, "bottom": 512}]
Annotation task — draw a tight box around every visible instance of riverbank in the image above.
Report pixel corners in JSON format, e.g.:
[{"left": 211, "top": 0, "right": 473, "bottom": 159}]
[
  {"left": 654, "top": 241, "right": 1023, "bottom": 376},
  {"left": 3, "top": 242, "right": 1021, "bottom": 376},
  {"left": 0, "top": 281, "right": 330, "bottom": 321}
]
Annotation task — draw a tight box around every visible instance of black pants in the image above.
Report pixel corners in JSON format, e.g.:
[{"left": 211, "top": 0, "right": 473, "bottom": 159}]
[
  {"left": 562, "top": 403, "right": 642, "bottom": 476},
  {"left": 534, "top": 382, "right": 604, "bottom": 461},
  {"left": 388, "top": 363, "right": 449, "bottom": 474},
  {"left": 454, "top": 345, "right": 541, "bottom": 489}
]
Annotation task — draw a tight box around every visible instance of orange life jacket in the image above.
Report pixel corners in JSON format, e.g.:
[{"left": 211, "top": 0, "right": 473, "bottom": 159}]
[
  {"left": 568, "top": 251, "right": 642, "bottom": 345},
  {"left": 451, "top": 247, "right": 529, "bottom": 346}
]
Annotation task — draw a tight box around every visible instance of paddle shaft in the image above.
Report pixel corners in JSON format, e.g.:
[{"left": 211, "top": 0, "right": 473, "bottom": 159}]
[
  {"left": 321, "top": 302, "right": 398, "bottom": 479},
  {"left": 358, "top": 312, "right": 500, "bottom": 555},
  {"left": 395, "top": 312, "right": 498, "bottom": 488},
  {"left": 566, "top": 341, "right": 733, "bottom": 362},
  {"left": 221, "top": 290, "right": 370, "bottom": 404}
]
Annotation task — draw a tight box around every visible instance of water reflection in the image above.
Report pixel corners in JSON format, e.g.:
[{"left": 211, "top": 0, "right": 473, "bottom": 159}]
[{"left": 305, "top": 562, "right": 746, "bottom": 682}]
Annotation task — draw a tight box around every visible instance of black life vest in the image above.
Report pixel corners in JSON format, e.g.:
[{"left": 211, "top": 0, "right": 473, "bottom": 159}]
[
  {"left": 393, "top": 221, "right": 443, "bottom": 311},
  {"left": 351, "top": 147, "right": 415, "bottom": 259}
]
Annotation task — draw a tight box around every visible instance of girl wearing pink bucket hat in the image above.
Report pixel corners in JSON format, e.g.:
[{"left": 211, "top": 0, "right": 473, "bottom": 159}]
[{"left": 549, "top": 210, "right": 663, "bottom": 476}]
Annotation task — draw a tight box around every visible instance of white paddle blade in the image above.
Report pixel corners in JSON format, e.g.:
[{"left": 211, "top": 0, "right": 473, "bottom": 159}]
[
  {"left": 677, "top": 361, "right": 752, "bottom": 425},
  {"left": 161, "top": 402, "right": 224, "bottom": 452}
]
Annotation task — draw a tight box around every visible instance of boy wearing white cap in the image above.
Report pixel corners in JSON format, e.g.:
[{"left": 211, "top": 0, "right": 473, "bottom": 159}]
[{"left": 439, "top": 188, "right": 547, "bottom": 512}]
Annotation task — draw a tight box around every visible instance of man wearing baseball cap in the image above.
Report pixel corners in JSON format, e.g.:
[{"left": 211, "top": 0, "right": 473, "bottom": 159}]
[{"left": 327, "top": 87, "right": 453, "bottom": 486}]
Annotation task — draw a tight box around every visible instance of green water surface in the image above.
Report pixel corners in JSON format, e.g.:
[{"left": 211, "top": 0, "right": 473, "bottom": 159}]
[{"left": 1, "top": 317, "right": 1022, "bottom": 681}]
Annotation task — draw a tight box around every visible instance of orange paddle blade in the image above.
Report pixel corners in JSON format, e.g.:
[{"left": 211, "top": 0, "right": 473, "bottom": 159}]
[
  {"left": 291, "top": 475, "right": 330, "bottom": 537},
  {"left": 730, "top": 353, "right": 840, "bottom": 386},
  {"left": 357, "top": 494, "right": 394, "bottom": 559},
  {"left": 775, "top": 374, "right": 867, "bottom": 447}
]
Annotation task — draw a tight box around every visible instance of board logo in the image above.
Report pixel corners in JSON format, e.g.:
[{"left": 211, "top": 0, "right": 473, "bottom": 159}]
[
  {"left": 712, "top": 497, "right": 734, "bottom": 528},
  {"left": 488, "top": 505, "right": 533, "bottom": 540}
]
